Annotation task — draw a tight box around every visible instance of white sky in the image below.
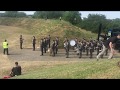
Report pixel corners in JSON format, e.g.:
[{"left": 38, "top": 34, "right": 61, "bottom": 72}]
[
  {"left": 0, "top": 11, "right": 120, "bottom": 19},
  {"left": 80, "top": 11, "right": 120, "bottom": 19}
]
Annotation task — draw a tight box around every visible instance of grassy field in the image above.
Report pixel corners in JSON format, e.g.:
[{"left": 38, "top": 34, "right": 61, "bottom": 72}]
[{"left": 11, "top": 59, "right": 120, "bottom": 79}]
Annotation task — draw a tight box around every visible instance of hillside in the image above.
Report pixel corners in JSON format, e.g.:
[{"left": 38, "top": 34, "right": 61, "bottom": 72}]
[{"left": 0, "top": 17, "right": 97, "bottom": 47}]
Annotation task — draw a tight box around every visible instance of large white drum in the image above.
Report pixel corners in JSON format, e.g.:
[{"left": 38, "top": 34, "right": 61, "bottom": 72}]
[{"left": 70, "top": 40, "right": 76, "bottom": 46}]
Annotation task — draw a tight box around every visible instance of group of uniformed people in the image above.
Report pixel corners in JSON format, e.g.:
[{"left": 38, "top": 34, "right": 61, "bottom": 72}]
[
  {"left": 3, "top": 34, "right": 120, "bottom": 60},
  {"left": 2, "top": 34, "right": 104, "bottom": 58},
  {"left": 40, "top": 36, "right": 59, "bottom": 56},
  {"left": 63, "top": 37, "right": 108, "bottom": 58}
]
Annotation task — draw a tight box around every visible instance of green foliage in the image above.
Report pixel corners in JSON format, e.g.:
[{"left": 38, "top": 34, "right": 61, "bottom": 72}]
[
  {"left": 80, "top": 14, "right": 120, "bottom": 33},
  {"left": 62, "top": 11, "right": 81, "bottom": 25},
  {"left": 64, "top": 29, "right": 81, "bottom": 38},
  {"left": 33, "top": 11, "right": 82, "bottom": 26},
  {"left": 33, "top": 11, "right": 64, "bottom": 19},
  {"left": 2, "top": 11, "right": 27, "bottom": 17},
  {"left": 80, "top": 14, "right": 107, "bottom": 33}
]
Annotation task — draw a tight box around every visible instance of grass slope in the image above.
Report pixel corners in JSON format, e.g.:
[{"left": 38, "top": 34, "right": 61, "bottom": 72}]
[{"left": 0, "top": 17, "right": 97, "bottom": 47}]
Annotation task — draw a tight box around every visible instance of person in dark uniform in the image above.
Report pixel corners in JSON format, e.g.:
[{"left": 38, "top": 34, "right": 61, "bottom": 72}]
[
  {"left": 64, "top": 39, "right": 70, "bottom": 58},
  {"left": 55, "top": 37, "right": 59, "bottom": 54},
  {"left": 85, "top": 41, "right": 89, "bottom": 56},
  {"left": 40, "top": 39, "right": 44, "bottom": 56},
  {"left": 20, "top": 35, "right": 24, "bottom": 49},
  {"left": 82, "top": 42, "right": 86, "bottom": 52},
  {"left": 9, "top": 62, "right": 21, "bottom": 77},
  {"left": 75, "top": 38, "right": 78, "bottom": 47},
  {"left": 89, "top": 41, "right": 94, "bottom": 58},
  {"left": 43, "top": 38, "right": 47, "bottom": 53},
  {"left": 77, "top": 41, "right": 83, "bottom": 58},
  {"left": 48, "top": 35, "right": 51, "bottom": 48},
  {"left": 51, "top": 40, "right": 55, "bottom": 56},
  {"left": 97, "top": 34, "right": 120, "bottom": 60},
  {"left": 45, "top": 37, "right": 49, "bottom": 51},
  {"left": 32, "top": 36, "right": 36, "bottom": 51}
]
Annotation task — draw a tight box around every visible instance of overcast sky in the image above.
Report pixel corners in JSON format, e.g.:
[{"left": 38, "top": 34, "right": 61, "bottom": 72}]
[{"left": 0, "top": 11, "right": 120, "bottom": 19}]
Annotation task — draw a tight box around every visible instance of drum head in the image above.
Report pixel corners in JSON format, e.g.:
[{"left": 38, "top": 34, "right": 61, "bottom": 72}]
[{"left": 70, "top": 40, "right": 76, "bottom": 46}]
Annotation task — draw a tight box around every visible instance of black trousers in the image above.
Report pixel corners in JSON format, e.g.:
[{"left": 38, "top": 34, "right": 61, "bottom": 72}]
[
  {"left": 40, "top": 47, "right": 43, "bottom": 55},
  {"left": 48, "top": 43, "right": 50, "bottom": 48},
  {"left": 79, "top": 50, "right": 82, "bottom": 58},
  {"left": 44, "top": 47, "right": 46, "bottom": 53},
  {"left": 52, "top": 48, "right": 55, "bottom": 56},
  {"left": 20, "top": 43, "right": 23, "bottom": 49},
  {"left": 55, "top": 46, "right": 58, "bottom": 54},
  {"left": 3, "top": 48, "right": 8, "bottom": 55},
  {"left": 33, "top": 44, "right": 35, "bottom": 51}
]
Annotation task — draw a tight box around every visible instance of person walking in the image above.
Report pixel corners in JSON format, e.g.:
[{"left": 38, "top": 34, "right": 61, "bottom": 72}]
[
  {"left": 96, "top": 34, "right": 120, "bottom": 60},
  {"left": 32, "top": 36, "right": 36, "bottom": 51}
]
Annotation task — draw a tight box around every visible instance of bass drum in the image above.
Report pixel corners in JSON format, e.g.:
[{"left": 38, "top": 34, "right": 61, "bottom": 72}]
[{"left": 70, "top": 40, "right": 76, "bottom": 46}]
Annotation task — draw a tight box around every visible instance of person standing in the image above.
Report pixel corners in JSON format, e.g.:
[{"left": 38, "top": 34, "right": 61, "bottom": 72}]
[
  {"left": 43, "top": 38, "right": 47, "bottom": 53},
  {"left": 40, "top": 39, "right": 44, "bottom": 56},
  {"left": 97, "top": 34, "right": 120, "bottom": 60},
  {"left": 55, "top": 37, "right": 59, "bottom": 54},
  {"left": 20, "top": 35, "right": 24, "bottom": 49},
  {"left": 77, "top": 41, "right": 83, "bottom": 58},
  {"left": 3, "top": 39, "right": 9, "bottom": 55},
  {"left": 51, "top": 40, "right": 55, "bottom": 56},
  {"left": 45, "top": 37, "right": 49, "bottom": 51},
  {"left": 48, "top": 35, "right": 51, "bottom": 48},
  {"left": 32, "top": 36, "right": 36, "bottom": 51},
  {"left": 64, "top": 39, "right": 70, "bottom": 58}
]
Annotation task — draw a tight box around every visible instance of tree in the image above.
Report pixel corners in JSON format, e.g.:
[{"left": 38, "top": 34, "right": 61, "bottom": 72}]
[
  {"left": 33, "top": 11, "right": 64, "bottom": 19},
  {"left": 62, "top": 11, "right": 81, "bottom": 25},
  {"left": 4, "top": 11, "right": 26, "bottom": 17},
  {"left": 80, "top": 14, "right": 108, "bottom": 33}
]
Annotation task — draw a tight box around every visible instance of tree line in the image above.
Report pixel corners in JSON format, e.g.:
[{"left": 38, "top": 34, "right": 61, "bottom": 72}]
[{"left": 1, "top": 11, "right": 120, "bottom": 34}]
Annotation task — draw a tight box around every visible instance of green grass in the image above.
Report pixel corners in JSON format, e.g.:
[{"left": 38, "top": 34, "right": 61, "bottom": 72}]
[{"left": 12, "top": 59, "right": 120, "bottom": 79}]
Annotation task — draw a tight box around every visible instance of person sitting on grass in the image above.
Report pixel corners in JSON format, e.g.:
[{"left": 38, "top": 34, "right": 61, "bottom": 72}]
[{"left": 9, "top": 62, "right": 22, "bottom": 77}]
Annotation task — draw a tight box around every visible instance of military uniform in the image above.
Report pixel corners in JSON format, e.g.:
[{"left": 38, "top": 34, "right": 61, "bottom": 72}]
[
  {"left": 48, "top": 35, "right": 51, "bottom": 48},
  {"left": 32, "top": 36, "right": 36, "bottom": 51},
  {"left": 64, "top": 40, "right": 70, "bottom": 58},
  {"left": 20, "top": 35, "right": 23, "bottom": 49},
  {"left": 43, "top": 38, "right": 47, "bottom": 53},
  {"left": 77, "top": 42, "right": 83, "bottom": 58},
  {"left": 55, "top": 37, "right": 59, "bottom": 54},
  {"left": 40, "top": 39, "right": 44, "bottom": 56},
  {"left": 51, "top": 40, "right": 55, "bottom": 56}
]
